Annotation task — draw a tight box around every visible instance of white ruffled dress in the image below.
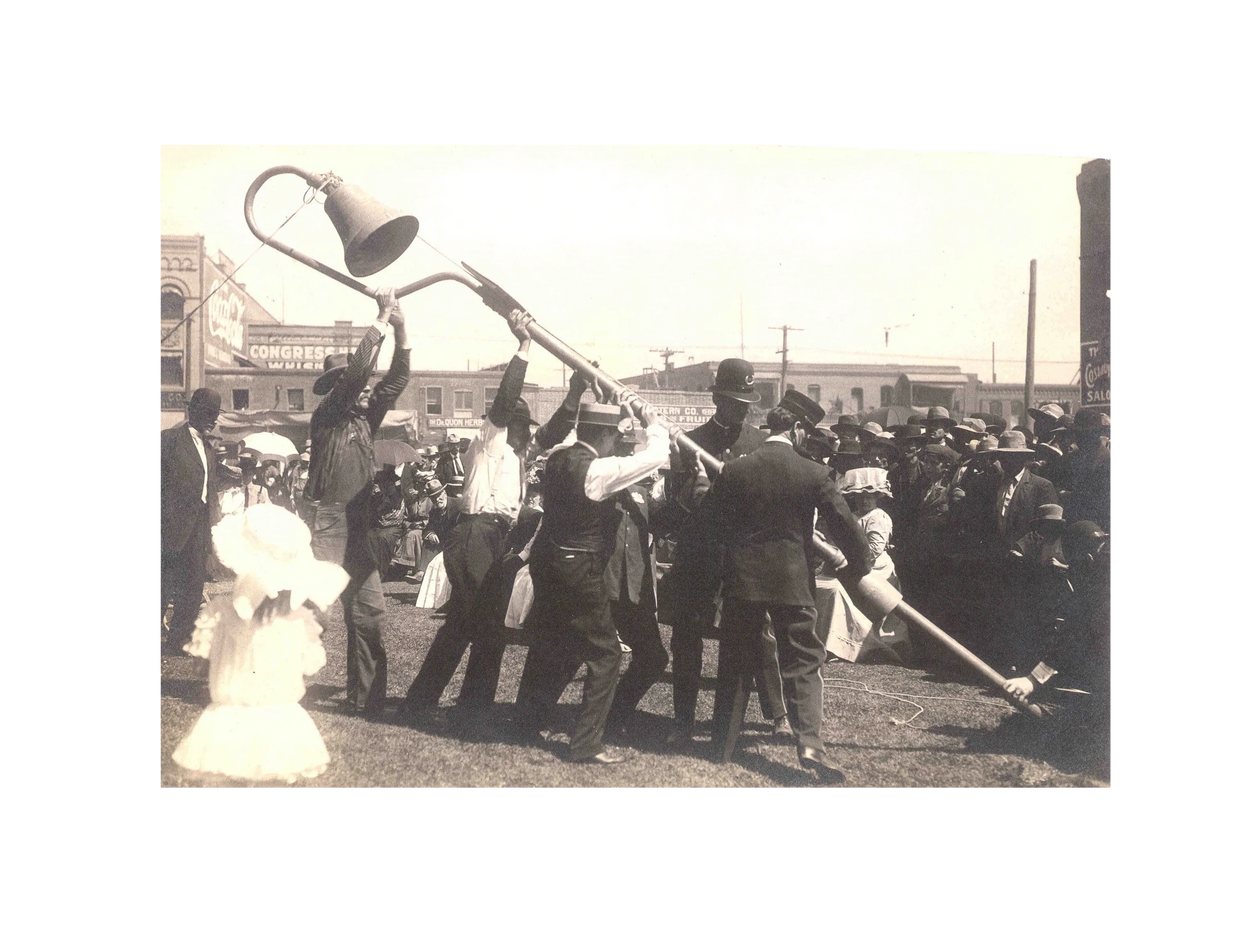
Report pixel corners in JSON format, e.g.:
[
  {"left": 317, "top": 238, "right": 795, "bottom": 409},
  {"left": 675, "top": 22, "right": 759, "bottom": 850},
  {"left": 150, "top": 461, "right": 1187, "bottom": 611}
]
[{"left": 172, "top": 596, "right": 330, "bottom": 783}]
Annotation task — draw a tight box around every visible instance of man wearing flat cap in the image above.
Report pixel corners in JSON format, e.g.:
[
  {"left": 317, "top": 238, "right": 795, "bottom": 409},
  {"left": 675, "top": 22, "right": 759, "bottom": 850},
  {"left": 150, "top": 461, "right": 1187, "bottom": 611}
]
[
  {"left": 514, "top": 396, "right": 671, "bottom": 763},
  {"left": 303, "top": 288, "right": 410, "bottom": 718},
  {"left": 402, "top": 308, "right": 541, "bottom": 721},
  {"left": 708, "top": 389, "right": 872, "bottom": 780},
  {"left": 161, "top": 387, "right": 222, "bottom": 654},
  {"left": 657, "top": 358, "right": 788, "bottom": 745}
]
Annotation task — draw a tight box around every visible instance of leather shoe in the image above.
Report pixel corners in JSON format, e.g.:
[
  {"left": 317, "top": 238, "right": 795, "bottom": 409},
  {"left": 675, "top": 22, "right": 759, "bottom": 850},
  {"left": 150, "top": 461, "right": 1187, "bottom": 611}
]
[
  {"left": 772, "top": 715, "right": 794, "bottom": 741},
  {"left": 798, "top": 746, "right": 844, "bottom": 783},
  {"left": 572, "top": 747, "right": 627, "bottom": 764}
]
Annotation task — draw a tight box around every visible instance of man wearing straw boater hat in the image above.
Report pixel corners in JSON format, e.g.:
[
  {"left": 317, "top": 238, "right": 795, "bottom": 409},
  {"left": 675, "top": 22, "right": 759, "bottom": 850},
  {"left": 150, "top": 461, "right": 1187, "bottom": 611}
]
[
  {"left": 302, "top": 288, "right": 410, "bottom": 719},
  {"left": 401, "top": 308, "right": 541, "bottom": 722},
  {"left": 659, "top": 359, "right": 790, "bottom": 746},
  {"left": 513, "top": 395, "right": 671, "bottom": 763},
  {"left": 161, "top": 387, "right": 222, "bottom": 654},
  {"left": 708, "top": 389, "right": 872, "bottom": 780}
]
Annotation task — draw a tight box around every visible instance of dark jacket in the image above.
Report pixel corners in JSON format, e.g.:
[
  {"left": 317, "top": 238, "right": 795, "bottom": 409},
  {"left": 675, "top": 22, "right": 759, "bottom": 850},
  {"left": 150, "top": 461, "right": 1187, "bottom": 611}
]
[
  {"left": 161, "top": 423, "right": 219, "bottom": 555},
  {"left": 999, "top": 469, "right": 1059, "bottom": 547},
  {"left": 711, "top": 438, "right": 872, "bottom": 606},
  {"left": 305, "top": 325, "right": 410, "bottom": 507}
]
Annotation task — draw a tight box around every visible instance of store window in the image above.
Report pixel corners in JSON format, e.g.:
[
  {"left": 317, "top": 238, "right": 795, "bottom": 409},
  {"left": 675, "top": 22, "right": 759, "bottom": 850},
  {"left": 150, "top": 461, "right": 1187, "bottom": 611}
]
[
  {"left": 484, "top": 386, "right": 498, "bottom": 411},
  {"left": 425, "top": 386, "right": 442, "bottom": 415},
  {"left": 161, "top": 354, "right": 184, "bottom": 387},
  {"left": 287, "top": 388, "right": 304, "bottom": 412},
  {"left": 989, "top": 400, "right": 1004, "bottom": 418},
  {"left": 454, "top": 389, "right": 474, "bottom": 413},
  {"left": 807, "top": 385, "right": 821, "bottom": 404},
  {"left": 233, "top": 389, "right": 249, "bottom": 411},
  {"left": 161, "top": 287, "right": 185, "bottom": 320},
  {"left": 851, "top": 387, "right": 864, "bottom": 413},
  {"left": 880, "top": 385, "right": 895, "bottom": 406}
]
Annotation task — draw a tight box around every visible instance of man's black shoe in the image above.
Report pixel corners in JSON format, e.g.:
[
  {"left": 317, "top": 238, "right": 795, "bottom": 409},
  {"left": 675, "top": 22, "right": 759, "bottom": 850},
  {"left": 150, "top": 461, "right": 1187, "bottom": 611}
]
[{"left": 798, "top": 746, "right": 844, "bottom": 783}]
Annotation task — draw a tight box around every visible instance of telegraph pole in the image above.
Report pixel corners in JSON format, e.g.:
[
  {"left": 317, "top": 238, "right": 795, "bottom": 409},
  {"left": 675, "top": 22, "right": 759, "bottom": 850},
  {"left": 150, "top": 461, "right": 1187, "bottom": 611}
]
[
  {"left": 769, "top": 325, "right": 802, "bottom": 399},
  {"left": 650, "top": 347, "right": 682, "bottom": 373},
  {"left": 1023, "top": 260, "right": 1037, "bottom": 428}
]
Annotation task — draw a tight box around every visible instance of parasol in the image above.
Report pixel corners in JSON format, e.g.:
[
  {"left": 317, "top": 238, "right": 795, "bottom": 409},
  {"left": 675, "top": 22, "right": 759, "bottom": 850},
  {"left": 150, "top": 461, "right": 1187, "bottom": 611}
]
[
  {"left": 241, "top": 431, "right": 298, "bottom": 459},
  {"left": 373, "top": 439, "right": 418, "bottom": 467}
]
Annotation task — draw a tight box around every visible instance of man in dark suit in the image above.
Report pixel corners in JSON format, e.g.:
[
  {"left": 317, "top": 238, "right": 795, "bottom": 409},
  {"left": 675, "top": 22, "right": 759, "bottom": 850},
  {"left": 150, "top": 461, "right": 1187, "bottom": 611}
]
[
  {"left": 708, "top": 392, "right": 873, "bottom": 780},
  {"left": 656, "top": 358, "right": 788, "bottom": 744},
  {"left": 161, "top": 388, "right": 222, "bottom": 654}
]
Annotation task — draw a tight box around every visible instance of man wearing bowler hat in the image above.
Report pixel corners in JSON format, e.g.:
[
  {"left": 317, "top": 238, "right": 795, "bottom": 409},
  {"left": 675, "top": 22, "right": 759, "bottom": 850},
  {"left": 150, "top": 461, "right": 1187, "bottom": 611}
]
[
  {"left": 303, "top": 288, "right": 410, "bottom": 718},
  {"left": 708, "top": 389, "right": 872, "bottom": 779},
  {"left": 658, "top": 358, "right": 789, "bottom": 745},
  {"left": 161, "top": 387, "right": 222, "bottom": 654},
  {"left": 401, "top": 307, "right": 542, "bottom": 721},
  {"left": 514, "top": 397, "right": 671, "bottom": 763}
]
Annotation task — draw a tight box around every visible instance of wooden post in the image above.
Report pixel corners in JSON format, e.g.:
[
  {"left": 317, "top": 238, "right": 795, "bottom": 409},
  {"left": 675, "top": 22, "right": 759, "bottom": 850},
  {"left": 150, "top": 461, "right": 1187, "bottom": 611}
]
[{"left": 1023, "top": 260, "right": 1037, "bottom": 428}]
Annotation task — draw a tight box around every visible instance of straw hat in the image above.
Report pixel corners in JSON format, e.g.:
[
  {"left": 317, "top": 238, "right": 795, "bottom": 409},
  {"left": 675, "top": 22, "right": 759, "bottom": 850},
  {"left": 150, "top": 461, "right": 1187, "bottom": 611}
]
[
  {"left": 837, "top": 467, "right": 893, "bottom": 499},
  {"left": 211, "top": 504, "right": 349, "bottom": 620}
]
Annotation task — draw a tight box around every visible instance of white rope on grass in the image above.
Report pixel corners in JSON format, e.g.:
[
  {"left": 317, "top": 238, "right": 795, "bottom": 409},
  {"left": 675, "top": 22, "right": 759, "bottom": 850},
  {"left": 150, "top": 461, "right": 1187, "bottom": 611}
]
[{"left": 823, "top": 676, "right": 1011, "bottom": 727}]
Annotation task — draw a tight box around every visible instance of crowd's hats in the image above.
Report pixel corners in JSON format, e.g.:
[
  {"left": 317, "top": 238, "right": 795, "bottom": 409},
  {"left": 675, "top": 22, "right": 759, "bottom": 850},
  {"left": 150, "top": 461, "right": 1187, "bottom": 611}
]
[
  {"left": 974, "top": 434, "right": 999, "bottom": 453},
  {"left": 973, "top": 430, "right": 1038, "bottom": 460},
  {"left": 1075, "top": 408, "right": 1111, "bottom": 435},
  {"left": 422, "top": 478, "right": 446, "bottom": 497},
  {"left": 833, "top": 438, "right": 864, "bottom": 456},
  {"left": 299, "top": 452, "right": 311, "bottom": 462},
  {"left": 1063, "top": 520, "right": 1108, "bottom": 553},
  {"left": 1035, "top": 442, "right": 1064, "bottom": 460},
  {"left": 1049, "top": 414, "right": 1075, "bottom": 436},
  {"left": 864, "top": 434, "right": 899, "bottom": 458},
  {"left": 925, "top": 405, "right": 957, "bottom": 430},
  {"left": 188, "top": 387, "right": 222, "bottom": 415},
  {"left": 1032, "top": 503, "right": 1066, "bottom": 526},
  {"left": 710, "top": 358, "right": 762, "bottom": 403},
  {"left": 512, "top": 397, "right": 539, "bottom": 425},
  {"left": 1028, "top": 402, "right": 1066, "bottom": 423},
  {"left": 892, "top": 424, "right": 927, "bottom": 443},
  {"left": 952, "top": 417, "right": 989, "bottom": 440},
  {"left": 446, "top": 433, "right": 460, "bottom": 444},
  {"left": 1011, "top": 425, "right": 1035, "bottom": 445},
  {"left": 777, "top": 389, "right": 826, "bottom": 426},
  {"left": 906, "top": 414, "right": 925, "bottom": 426},
  {"left": 313, "top": 353, "right": 354, "bottom": 396},
  {"left": 830, "top": 439, "right": 866, "bottom": 470},
  {"left": 856, "top": 421, "right": 881, "bottom": 443},
  {"left": 833, "top": 414, "right": 863, "bottom": 437},
  {"left": 577, "top": 402, "right": 623, "bottom": 427},
  {"left": 920, "top": 442, "right": 961, "bottom": 464},
  {"left": 804, "top": 425, "right": 837, "bottom": 456},
  {"left": 838, "top": 466, "right": 893, "bottom": 499},
  {"left": 985, "top": 422, "right": 1005, "bottom": 436}
]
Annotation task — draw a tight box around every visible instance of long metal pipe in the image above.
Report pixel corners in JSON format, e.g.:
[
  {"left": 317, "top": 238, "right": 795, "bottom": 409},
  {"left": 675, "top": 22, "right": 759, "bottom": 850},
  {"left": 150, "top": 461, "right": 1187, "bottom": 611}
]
[{"left": 241, "top": 167, "right": 1041, "bottom": 717}]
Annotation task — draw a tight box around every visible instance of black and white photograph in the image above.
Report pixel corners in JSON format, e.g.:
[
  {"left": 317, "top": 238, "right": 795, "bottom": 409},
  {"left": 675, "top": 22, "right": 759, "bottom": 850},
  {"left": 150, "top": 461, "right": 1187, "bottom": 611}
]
[{"left": 160, "top": 144, "right": 1110, "bottom": 788}]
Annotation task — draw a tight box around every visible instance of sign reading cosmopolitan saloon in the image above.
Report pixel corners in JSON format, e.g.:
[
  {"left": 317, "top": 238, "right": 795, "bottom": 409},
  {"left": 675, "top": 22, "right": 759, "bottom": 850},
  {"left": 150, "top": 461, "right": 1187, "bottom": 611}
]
[{"left": 1081, "top": 337, "right": 1110, "bottom": 408}]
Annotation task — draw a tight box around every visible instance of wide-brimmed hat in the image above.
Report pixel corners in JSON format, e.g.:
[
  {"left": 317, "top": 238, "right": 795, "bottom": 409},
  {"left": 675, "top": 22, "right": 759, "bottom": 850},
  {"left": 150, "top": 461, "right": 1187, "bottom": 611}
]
[
  {"left": 974, "top": 435, "right": 999, "bottom": 453},
  {"left": 892, "top": 424, "right": 927, "bottom": 444},
  {"left": 863, "top": 435, "right": 899, "bottom": 458},
  {"left": 313, "top": 353, "right": 354, "bottom": 396},
  {"left": 487, "top": 397, "right": 539, "bottom": 426},
  {"left": 212, "top": 504, "right": 349, "bottom": 620},
  {"left": 925, "top": 405, "right": 957, "bottom": 429},
  {"left": 856, "top": 421, "right": 882, "bottom": 443},
  {"left": 838, "top": 467, "right": 893, "bottom": 499},
  {"left": 952, "top": 417, "right": 989, "bottom": 440},
  {"left": 577, "top": 402, "right": 623, "bottom": 427},
  {"left": 1032, "top": 503, "right": 1066, "bottom": 526},
  {"left": 777, "top": 389, "right": 825, "bottom": 426},
  {"left": 974, "top": 430, "right": 1038, "bottom": 459},
  {"left": 833, "top": 414, "right": 862, "bottom": 437},
  {"left": 1028, "top": 402, "right": 1066, "bottom": 423},
  {"left": 422, "top": 478, "right": 446, "bottom": 497},
  {"left": 1048, "top": 414, "right": 1075, "bottom": 436},
  {"left": 1035, "top": 442, "right": 1065, "bottom": 460},
  {"left": 803, "top": 425, "right": 837, "bottom": 455},
  {"left": 709, "top": 358, "right": 761, "bottom": 403}
]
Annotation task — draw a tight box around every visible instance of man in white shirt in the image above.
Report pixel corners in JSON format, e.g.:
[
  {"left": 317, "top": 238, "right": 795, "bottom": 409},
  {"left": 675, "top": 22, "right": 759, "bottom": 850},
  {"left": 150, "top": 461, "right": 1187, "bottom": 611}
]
[
  {"left": 400, "top": 308, "right": 539, "bottom": 721},
  {"left": 513, "top": 399, "right": 671, "bottom": 764}
]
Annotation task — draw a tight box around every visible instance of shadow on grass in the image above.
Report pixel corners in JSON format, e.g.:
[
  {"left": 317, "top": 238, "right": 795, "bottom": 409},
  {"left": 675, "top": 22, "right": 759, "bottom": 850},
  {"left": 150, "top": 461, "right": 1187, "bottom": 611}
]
[
  {"left": 162, "top": 677, "right": 210, "bottom": 704},
  {"left": 728, "top": 742, "right": 842, "bottom": 787}
]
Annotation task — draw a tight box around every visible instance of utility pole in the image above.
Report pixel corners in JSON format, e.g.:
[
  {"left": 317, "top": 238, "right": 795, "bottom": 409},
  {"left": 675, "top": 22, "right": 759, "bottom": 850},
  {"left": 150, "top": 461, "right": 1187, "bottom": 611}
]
[
  {"left": 651, "top": 347, "right": 682, "bottom": 372},
  {"left": 1023, "top": 260, "right": 1037, "bottom": 429},
  {"left": 769, "top": 325, "right": 803, "bottom": 399}
]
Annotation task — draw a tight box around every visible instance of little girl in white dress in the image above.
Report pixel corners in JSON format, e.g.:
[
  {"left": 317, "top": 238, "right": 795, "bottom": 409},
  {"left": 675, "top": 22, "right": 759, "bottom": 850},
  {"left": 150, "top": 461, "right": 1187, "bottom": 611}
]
[{"left": 172, "top": 504, "right": 348, "bottom": 783}]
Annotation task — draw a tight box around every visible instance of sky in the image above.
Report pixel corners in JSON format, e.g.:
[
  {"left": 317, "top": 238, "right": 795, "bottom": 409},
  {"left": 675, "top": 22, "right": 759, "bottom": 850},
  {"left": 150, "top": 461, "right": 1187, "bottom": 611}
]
[{"left": 161, "top": 145, "right": 1091, "bottom": 390}]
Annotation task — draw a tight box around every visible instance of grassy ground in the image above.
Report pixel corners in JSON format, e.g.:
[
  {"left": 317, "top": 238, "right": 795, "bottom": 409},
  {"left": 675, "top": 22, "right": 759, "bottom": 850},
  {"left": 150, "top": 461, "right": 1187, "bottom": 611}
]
[{"left": 160, "top": 576, "right": 1108, "bottom": 787}]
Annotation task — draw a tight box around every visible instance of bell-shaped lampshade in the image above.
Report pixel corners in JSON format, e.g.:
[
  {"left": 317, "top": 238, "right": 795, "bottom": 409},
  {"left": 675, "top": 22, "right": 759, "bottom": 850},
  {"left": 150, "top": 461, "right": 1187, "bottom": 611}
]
[{"left": 322, "top": 184, "right": 419, "bottom": 277}]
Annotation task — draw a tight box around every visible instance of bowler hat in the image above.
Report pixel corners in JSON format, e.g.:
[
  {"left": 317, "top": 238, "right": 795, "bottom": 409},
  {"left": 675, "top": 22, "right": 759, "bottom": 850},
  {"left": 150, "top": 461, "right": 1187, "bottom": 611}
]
[
  {"left": 777, "top": 389, "right": 825, "bottom": 426},
  {"left": 313, "top": 353, "right": 354, "bottom": 395},
  {"left": 925, "top": 405, "right": 957, "bottom": 429},
  {"left": 709, "top": 358, "right": 761, "bottom": 404},
  {"left": 577, "top": 402, "right": 623, "bottom": 428},
  {"left": 188, "top": 387, "right": 222, "bottom": 414}
]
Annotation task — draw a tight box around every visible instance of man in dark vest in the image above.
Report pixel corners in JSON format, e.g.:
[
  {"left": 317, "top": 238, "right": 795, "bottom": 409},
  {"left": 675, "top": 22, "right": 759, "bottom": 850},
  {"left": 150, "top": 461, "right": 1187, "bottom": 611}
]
[
  {"left": 514, "top": 398, "right": 670, "bottom": 764},
  {"left": 302, "top": 288, "right": 410, "bottom": 719},
  {"left": 161, "top": 388, "right": 222, "bottom": 654}
]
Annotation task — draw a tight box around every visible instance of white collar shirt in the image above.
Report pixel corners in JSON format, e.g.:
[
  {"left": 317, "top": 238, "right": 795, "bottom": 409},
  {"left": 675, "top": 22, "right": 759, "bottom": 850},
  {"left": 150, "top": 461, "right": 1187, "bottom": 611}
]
[
  {"left": 459, "top": 417, "right": 524, "bottom": 522},
  {"left": 188, "top": 425, "right": 208, "bottom": 503}
]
